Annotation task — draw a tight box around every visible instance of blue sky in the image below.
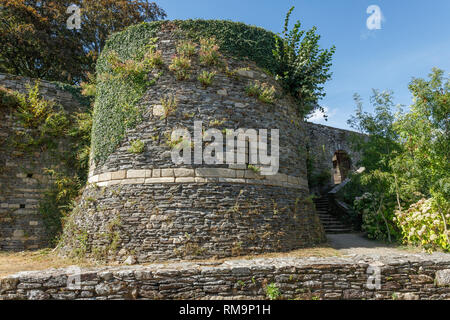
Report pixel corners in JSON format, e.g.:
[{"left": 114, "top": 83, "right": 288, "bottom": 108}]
[{"left": 157, "top": 0, "right": 450, "bottom": 129}]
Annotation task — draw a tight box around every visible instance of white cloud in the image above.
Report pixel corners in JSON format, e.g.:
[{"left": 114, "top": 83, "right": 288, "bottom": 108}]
[{"left": 307, "top": 106, "right": 337, "bottom": 124}]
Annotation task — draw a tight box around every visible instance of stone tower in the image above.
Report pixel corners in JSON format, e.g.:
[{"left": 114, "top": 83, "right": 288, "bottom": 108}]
[{"left": 59, "top": 20, "right": 326, "bottom": 263}]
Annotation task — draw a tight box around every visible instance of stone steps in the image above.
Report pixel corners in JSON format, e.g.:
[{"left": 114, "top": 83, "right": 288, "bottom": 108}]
[{"left": 314, "top": 196, "right": 352, "bottom": 234}]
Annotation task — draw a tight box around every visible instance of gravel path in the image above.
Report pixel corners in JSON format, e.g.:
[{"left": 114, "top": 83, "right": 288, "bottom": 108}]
[{"left": 327, "top": 233, "right": 421, "bottom": 256}]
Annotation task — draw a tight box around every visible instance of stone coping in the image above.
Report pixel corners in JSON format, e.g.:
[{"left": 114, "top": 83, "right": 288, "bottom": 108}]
[{"left": 87, "top": 167, "right": 309, "bottom": 190}]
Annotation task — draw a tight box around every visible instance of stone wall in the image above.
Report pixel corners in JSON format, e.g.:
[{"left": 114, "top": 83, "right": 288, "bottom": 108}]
[
  {"left": 1, "top": 253, "right": 449, "bottom": 300},
  {"left": 0, "top": 73, "right": 83, "bottom": 250},
  {"left": 59, "top": 28, "right": 326, "bottom": 262},
  {"left": 305, "top": 122, "right": 366, "bottom": 191}
]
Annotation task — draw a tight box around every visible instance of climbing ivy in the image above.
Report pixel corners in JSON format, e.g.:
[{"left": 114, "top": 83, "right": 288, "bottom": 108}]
[{"left": 91, "top": 18, "right": 334, "bottom": 165}]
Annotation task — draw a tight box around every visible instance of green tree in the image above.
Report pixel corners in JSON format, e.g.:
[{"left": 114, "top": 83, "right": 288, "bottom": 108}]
[
  {"left": 0, "top": 0, "right": 166, "bottom": 83},
  {"left": 273, "top": 6, "right": 335, "bottom": 118},
  {"left": 343, "top": 68, "right": 449, "bottom": 249}
]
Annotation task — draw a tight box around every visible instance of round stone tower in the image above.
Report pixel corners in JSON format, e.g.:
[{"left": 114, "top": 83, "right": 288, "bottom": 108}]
[{"left": 59, "top": 20, "right": 326, "bottom": 263}]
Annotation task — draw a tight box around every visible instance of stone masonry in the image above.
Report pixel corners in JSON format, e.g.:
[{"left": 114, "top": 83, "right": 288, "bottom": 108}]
[
  {"left": 1, "top": 253, "right": 449, "bottom": 300},
  {"left": 59, "top": 28, "right": 327, "bottom": 262},
  {"left": 0, "top": 73, "right": 84, "bottom": 250}
]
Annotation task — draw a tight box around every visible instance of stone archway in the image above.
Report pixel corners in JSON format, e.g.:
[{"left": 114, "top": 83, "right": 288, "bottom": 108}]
[{"left": 332, "top": 150, "right": 351, "bottom": 184}]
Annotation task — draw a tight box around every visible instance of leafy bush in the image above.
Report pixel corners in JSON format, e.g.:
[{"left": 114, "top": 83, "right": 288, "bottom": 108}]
[
  {"left": 354, "top": 191, "right": 400, "bottom": 242},
  {"left": 272, "top": 7, "right": 335, "bottom": 118},
  {"left": 394, "top": 198, "right": 450, "bottom": 252}
]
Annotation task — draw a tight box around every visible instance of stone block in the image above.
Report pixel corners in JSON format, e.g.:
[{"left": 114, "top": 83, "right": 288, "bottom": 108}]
[
  {"left": 111, "top": 171, "right": 126, "bottom": 180},
  {"left": 196, "top": 168, "right": 236, "bottom": 178},
  {"left": 435, "top": 270, "right": 450, "bottom": 287},
  {"left": 144, "top": 178, "right": 174, "bottom": 184},
  {"left": 173, "top": 168, "right": 194, "bottom": 177},
  {"left": 161, "top": 169, "right": 174, "bottom": 177},
  {"left": 126, "top": 170, "right": 147, "bottom": 179}
]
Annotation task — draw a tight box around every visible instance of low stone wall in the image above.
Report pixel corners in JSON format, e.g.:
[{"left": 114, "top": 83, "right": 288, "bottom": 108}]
[{"left": 2, "top": 253, "right": 449, "bottom": 300}]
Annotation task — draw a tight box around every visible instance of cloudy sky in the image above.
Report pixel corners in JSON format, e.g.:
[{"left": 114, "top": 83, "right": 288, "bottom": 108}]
[{"left": 157, "top": 0, "right": 450, "bottom": 129}]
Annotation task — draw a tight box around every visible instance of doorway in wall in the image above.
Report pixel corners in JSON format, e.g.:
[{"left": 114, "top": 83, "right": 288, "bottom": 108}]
[{"left": 332, "top": 150, "right": 351, "bottom": 184}]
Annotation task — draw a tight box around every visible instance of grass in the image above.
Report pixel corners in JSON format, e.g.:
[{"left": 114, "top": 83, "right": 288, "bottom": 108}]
[
  {"left": 0, "top": 249, "right": 106, "bottom": 278},
  {"left": 0, "top": 246, "right": 340, "bottom": 278}
]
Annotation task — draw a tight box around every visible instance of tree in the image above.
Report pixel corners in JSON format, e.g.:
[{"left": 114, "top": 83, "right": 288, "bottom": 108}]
[
  {"left": 343, "top": 68, "right": 449, "bottom": 249},
  {"left": 0, "top": 0, "right": 166, "bottom": 84},
  {"left": 273, "top": 6, "right": 335, "bottom": 118}
]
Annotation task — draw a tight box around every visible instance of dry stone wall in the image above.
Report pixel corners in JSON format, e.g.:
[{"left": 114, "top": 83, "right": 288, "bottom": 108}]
[
  {"left": 0, "top": 73, "right": 83, "bottom": 250},
  {"left": 1, "top": 253, "right": 449, "bottom": 300}
]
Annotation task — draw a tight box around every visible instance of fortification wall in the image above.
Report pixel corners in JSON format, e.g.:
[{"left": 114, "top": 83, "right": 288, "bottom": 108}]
[
  {"left": 2, "top": 253, "right": 449, "bottom": 300},
  {"left": 0, "top": 73, "right": 83, "bottom": 250},
  {"left": 59, "top": 25, "right": 326, "bottom": 263},
  {"left": 305, "top": 122, "right": 365, "bottom": 190}
]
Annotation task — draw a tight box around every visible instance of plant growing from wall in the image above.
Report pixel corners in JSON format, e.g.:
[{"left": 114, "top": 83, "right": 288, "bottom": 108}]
[
  {"left": 169, "top": 55, "right": 192, "bottom": 80},
  {"left": 272, "top": 6, "right": 335, "bottom": 118},
  {"left": 160, "top": 94, "right": 178, "bottom": 119},
  {"left": 199, "top": 37, "right": 221, "bottom": 66},
  {"left": 197, "top": 70, "right": 216, "bottom": 88},
  {"left": 265, "top": 283, "right": 281, "bottom": 300},
  {"left": 245, "top": 81, "right": 276, "bottom": 104},
  {"left": 176, "top": 40, "right": 197, "bottom": 57},
  {"left": 128, "top": 139, "right": 145, "bottom": 154}
]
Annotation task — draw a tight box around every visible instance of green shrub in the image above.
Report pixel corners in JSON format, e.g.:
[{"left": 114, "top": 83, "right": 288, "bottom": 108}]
[{"left": 395, "top": 198, "right": 450, "bottom": 252}]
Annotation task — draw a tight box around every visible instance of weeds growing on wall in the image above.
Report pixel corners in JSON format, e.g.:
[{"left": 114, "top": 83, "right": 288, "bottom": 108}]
[
  {"left": 91, "top": 18, "right": 335, "bottom": 166},
  {"left": 1, "top": 81, "right": 92, "bottom": 245}
]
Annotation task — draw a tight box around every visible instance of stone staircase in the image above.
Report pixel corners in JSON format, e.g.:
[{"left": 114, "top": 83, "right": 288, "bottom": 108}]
[{"left": 314, "top": 196, "right": 352, "bottom": 234}]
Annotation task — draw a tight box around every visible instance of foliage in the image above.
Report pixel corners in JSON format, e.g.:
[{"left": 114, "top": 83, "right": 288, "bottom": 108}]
[
  {"left": 2, "top": 82, "right": 92, "bottom": 244},
  {"left": 176, "top": 40, "right": 197, "bottom": 57},
  {"left": 199, "top": 37, "right": 221, "bottom": 66},
  {"left": 128, "top": 139, "right": 145, "bottom": 154},
  {"left": 272, "top": 7, "right": 335, "bottom": 118},
  {"left": 91, "top": 19, "right": 333, "bottom": 165},
  {"left": 40, "top": 170, "right": 82, "bottom": 246},
  {"left": 245, "top": 81, "right": 276, "bottom": 104},
  {"left": 345, "top": 68, "right": 449, "bottom": 250},
  {"left": 394, "top": 198, "right": 450, "bottom": 252},
  {"left": 160, "top": 94, "right": 178, "bottom": 119},
  {"left": 169, "top": 55, "right": 191, "bottom": 80},
  {"left": 197, "top": 70, "right": 216, "bottom": 88},
  {"left": 0, "top": 0, "right": 166, "bottom": 84},
  {"left": 265, "top": 283, "right": 281, "bottom": 300}
]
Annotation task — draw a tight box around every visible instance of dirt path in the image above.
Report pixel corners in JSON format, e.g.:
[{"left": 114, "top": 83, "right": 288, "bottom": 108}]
[{"left": 327, "top": 233, "right": 421, "bottom": 256}]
